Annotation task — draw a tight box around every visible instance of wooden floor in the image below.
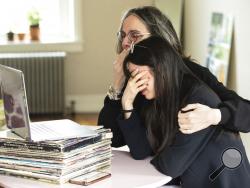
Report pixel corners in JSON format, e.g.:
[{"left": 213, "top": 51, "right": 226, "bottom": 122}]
[
  {"left": 73, "top": 113, "right": 99, "bottom": 125},
  {"left": 30, "top": 113, "right": 99, "bottom": 126}
]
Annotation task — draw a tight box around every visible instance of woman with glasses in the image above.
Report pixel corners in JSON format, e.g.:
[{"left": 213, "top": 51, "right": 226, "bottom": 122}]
[
  {"left": 98, "top": 6, "right": 250, "bottom": 184},
  {"left": 119, "top": 36, "right": 250, "bottom": 187},
  {"left": 98, "top": 5, "right": 250, "bottom": 139}
]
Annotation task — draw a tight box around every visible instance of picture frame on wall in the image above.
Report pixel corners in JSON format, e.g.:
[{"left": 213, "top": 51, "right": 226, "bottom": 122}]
[{"left": 206, "top": 12, "right": 234, "bottom": 86}]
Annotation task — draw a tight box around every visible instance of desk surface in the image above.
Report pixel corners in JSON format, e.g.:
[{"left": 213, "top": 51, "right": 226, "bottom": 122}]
[{"left": 0, "top": 149, "right": 171, "bottom": 188}]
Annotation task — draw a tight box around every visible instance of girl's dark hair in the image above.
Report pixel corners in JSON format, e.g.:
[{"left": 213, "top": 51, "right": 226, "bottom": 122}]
[
  {"left": 117, "top": 6, "right": 184, "bottom": 57},
  {"left": 123, "top": 36, "right": 198, "bottom": 153}
]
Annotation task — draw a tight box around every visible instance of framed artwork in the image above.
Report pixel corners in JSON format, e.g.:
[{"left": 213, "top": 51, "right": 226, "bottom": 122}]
[{"left": 206, "top": 12, "right": 234, "bottom": 86}]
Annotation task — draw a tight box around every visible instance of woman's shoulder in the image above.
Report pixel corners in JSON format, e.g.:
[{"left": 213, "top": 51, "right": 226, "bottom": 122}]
[
  {"left": 184, "top": 58, "right": 207, "bottom": 72},
  {"left": 185, "top": 81, "right": 221, "bottom": 108},
  {"left": 180, "top": 73, "right": 221, "bottom": 108},
  {"left": 183, "top": 58, "right": 217, "bottom": 83}
]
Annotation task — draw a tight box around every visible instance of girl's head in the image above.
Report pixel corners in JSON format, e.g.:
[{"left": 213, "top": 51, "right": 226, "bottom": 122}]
[
  {"left": 124, "top": 36, "right": 187, "bottom": 153},
  {"left": 117, "top": 6, "right": 183, "bottom": 57},
  {"left": 124, "top": 36, "right": 184, "bottom": 101}
]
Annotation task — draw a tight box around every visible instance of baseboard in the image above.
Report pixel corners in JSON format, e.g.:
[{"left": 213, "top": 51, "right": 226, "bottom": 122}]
[{"left": 65, "top": 94, "right": 106, "bottom": 113}]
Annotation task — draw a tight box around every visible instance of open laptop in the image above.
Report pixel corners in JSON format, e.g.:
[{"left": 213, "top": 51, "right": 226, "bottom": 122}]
[{"left": 0, "top": 64, "right": 97, "bottom": 142}]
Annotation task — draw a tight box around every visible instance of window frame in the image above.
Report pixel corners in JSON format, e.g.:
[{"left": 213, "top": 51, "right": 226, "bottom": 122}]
[{"left": 0, "top": 0, "right": 83, "bottom": 53}]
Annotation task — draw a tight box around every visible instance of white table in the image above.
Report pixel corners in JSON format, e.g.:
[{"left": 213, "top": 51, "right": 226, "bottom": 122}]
[{"left": 0, "top": 148, "right": 171, "bottom": 188}]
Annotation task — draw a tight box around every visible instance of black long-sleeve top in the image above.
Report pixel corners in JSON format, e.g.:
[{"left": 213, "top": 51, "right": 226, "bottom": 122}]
[
  {"left": 184, "top": 60, "right": 250, "bottom": 132},
  {"left": 99, "top": 72, "right": 250, "bottom": 187},
  {"left": 98, "top": 60, "right": 250, "bottom": 149},
  {"left": 98, "top": 59, "right": 250, "bottom": 187},
  {"left": 149, "top": 82, "right": 250, "bottom": 187}
]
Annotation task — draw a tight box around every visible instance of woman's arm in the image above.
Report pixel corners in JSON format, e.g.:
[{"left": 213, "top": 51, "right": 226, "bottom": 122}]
[
  {"left": 117, "top": 111, "right": 153, "bottom": 160},
  {"left": 98, "top": 96, "right": 126, "bottom": 147},
  {"left": 183, "top": 60, "right": 250, "bottom": 133},
  {"left": 98, "top": 95, "right": 153, "bottom": 159},
  {"left": 98, "top": 48, "right": 131, "bottom": 146},
  {"left": 115, "top": 70, "right": 153, "bottom": 159}
]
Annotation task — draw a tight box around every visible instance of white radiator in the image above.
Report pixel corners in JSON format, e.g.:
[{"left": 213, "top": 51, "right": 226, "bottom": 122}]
[{"left": 0, "top": 52, "right": 65, "bottom": 115}]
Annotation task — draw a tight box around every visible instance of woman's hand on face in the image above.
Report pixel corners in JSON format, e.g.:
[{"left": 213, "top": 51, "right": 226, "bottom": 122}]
[
  {"left": 178, "top": 103, "right": 221, "bottom": 134},
  {"left": 122, "top": 69, "right": 148, "bottom": 110},
  {"left": 113, "top": 48, "right": 130, "bottom": 91}
]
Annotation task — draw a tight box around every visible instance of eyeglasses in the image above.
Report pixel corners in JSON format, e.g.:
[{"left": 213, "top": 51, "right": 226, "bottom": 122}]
[{"left": 117, "top": 30, "right": 151, "bottom": 42}]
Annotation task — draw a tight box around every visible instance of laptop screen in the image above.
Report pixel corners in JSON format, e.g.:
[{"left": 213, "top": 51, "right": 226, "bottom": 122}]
[{"left": 0, "top": 65, "right": 31, "bottom": 140}]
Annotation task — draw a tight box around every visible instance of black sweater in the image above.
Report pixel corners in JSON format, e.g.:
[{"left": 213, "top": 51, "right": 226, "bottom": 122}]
[
  {"left": 98, "top": 60, "right": 250, "bottom": 187},
  {"left": 98, "top": 60, "right": 250, "bottom": 149},
  {"left": 184, "top": 60, "right": 250, "bottom": 132},
  {"left": 149, "top": 83, "right": 250, "bottom": 187},
  {"left": 99, "top": 80, "right": 250, "bottom": 187}
]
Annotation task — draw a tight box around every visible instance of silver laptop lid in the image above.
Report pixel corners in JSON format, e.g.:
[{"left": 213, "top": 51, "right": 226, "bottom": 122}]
[{"left": 0, "top": 64, "right": 31, "bottom": 140}]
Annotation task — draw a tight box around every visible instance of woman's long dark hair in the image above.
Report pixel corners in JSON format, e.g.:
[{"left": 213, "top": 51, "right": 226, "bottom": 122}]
[{"left": 123, "top": 37, "right": 197, "bottom": 153}]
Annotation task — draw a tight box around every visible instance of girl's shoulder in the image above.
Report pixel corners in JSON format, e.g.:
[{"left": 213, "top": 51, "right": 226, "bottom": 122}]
[
  {"left": 180, "top": 73, "right": 221, "bottom": 107},
  {"left": 182, "top": 79, "right": 221, "bottom": 108}
]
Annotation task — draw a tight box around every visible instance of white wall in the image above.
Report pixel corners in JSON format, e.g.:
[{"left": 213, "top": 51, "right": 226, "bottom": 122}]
[
  {"left": 183, "top": 0, "right": 250, "bottom": 157},
  {"left": 65, "top": 0, "right": 250, "bottom": 112},
  {"left": 64, "top": 1, "right": 250, "bottom": 156},
  {"left": 64, "top": 0, "right": 153, "bottom": 112},
  {"left": 155, "top": 0, "right": 183, "bottom": 38},
  {"left": 183, "top": 0, "right": 250, "bottom": 98}
]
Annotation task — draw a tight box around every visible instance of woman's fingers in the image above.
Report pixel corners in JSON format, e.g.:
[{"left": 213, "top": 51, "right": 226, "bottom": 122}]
[
  {"left": 130, "top": 69, "right": 139, "bottom": 78},
  {"left": 130, "top": 70, "right": 148, "bottom": 81},
  {"left": 114, "top": 48, "right": 130, "bottom": 71},
  {"left": 135, "top": 78, "right": 148, "bottom": 87},
  {"left": 113, "top": 49, "right": 130, "bottom": 90},
  {"left": 120, "top": 47, "right": 130, "bottom": 56},
  {"left": 127, "top": 77, "right": 148, "bottom": 91},
  {"left": 178, "top": 108, "right": 199, "bottom": 133},
  {"left": 178, "top": 103, "right": 220, "bottom": 134},
  {"left": 137, "top": 84, "right": 147, "bottom": 92},
  {"left": 179, "top": 128, "right": 197, "bottom": 134},
  {"left": 181, "top": 103, "right": 201, "bottom": 112}
]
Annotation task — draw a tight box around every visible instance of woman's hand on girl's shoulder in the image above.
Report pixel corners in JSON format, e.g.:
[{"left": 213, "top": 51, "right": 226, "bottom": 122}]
[{"left": 178, "top": 103, "right": 221, "bottom": 134}]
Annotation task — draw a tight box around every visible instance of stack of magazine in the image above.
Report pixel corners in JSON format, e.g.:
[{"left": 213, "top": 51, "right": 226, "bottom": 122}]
[{"left": 0, "top": 126, "right": 113, "bottom": 185}]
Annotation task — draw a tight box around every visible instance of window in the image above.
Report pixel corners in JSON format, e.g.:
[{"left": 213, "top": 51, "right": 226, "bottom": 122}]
[{"left": 0, "top": 0, "right": 82, "bottom": 52}]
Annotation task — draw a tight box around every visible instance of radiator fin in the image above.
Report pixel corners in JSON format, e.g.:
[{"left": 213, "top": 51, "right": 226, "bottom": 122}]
[{"left": 0, "top": 52, "right": 65, "bottom": 115}]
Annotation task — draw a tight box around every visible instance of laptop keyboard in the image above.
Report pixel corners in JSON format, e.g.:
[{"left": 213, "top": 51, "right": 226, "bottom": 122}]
[
  {"left": 28, "top": 120, "right": 97, "bottom": 141},
  {"left": 30, "top": 123, "right": 59, "bottom": 137}
]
